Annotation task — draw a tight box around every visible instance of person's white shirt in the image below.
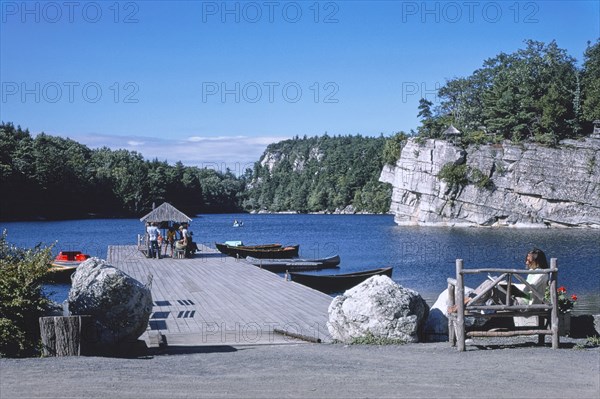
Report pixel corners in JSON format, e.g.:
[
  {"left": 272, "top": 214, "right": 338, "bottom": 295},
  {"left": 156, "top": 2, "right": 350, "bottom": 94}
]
[
  {"left": 147, "top": 225, "right": 159, "bottom": 241},
  {"left": 181, "top": 228, "right": 188, "bottom": 243},
  {"left": 515, "top": 273, "right": 549, "bottom": 304}
]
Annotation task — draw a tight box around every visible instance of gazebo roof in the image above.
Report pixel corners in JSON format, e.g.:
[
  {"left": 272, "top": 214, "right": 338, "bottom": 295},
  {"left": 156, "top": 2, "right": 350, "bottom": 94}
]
[
  {"left": 442, "top": 125, "right": 462, "bottom": 135},
  {"left": 139, "top": 202, "right": 192, "bottom": 224}
]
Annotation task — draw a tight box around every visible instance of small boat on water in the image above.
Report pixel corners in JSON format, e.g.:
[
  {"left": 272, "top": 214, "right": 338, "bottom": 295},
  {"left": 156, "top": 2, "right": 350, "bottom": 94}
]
[
  {"left": 215, "top": 242, "right": 299, "bottom": 259},
  {"left": 49, "top": 251, "right": 90, "bottom": 274},
  {"left": 288, "top": 266, "right": 393, "bottom": 294},
  {"left": 246, "top": 254, "right": 341, "bottom": 272},
  {"left": 215, "top": 242, "right": 282, "bottom": 256}
]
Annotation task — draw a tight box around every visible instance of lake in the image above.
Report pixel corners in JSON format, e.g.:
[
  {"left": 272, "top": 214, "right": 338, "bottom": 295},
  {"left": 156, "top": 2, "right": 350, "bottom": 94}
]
[{"left": 1, "top": 214, "right": 599, "bottom": 314}]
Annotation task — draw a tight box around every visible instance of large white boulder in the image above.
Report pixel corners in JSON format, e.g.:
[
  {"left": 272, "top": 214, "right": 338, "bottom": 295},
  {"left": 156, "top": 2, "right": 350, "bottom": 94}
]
[
  {"left": 327, "top": 275, "right": 429, "bottom": 343},
  {"left": 68, "top": 258, "right": 153, "bottom": 346}
]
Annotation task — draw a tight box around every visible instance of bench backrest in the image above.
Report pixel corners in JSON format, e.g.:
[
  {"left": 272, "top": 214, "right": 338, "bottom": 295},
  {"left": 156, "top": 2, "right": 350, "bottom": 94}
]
[{"left": 448, "top": 258, "right": 558, "bottom": 313}]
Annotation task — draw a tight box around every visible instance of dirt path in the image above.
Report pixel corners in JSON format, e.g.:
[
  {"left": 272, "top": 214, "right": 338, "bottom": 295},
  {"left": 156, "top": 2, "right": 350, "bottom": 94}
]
[{"left": 2, "top": 341, "right": 598, "bottom": 398}]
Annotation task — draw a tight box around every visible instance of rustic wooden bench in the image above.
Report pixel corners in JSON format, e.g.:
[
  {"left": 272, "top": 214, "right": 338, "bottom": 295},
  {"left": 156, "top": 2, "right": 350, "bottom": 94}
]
[{"left": 447, "top": 258, "right": 559, "bottom": 351}]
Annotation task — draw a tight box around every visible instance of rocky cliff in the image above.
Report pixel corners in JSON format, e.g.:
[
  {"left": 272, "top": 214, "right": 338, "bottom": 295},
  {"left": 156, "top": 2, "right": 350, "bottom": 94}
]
[{"left": 379, "top": 138, "right": 600, "bottom": 228}]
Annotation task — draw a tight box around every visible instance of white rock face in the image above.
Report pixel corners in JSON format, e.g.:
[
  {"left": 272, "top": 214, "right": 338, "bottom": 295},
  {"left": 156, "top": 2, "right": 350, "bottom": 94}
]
[
  {"left": 380, "top": 138, "right": 600, "bottom": 227},
  {"left": 68, "top": 258, "right": 153, "bottom": 345},
  {"left": 327, "top": 275, "right": 429, "bottom": 343}
]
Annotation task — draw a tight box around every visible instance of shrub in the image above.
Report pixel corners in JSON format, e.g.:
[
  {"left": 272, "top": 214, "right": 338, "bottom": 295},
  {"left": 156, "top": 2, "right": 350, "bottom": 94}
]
[
  {"left": 462, "top": 131, "right": 489, "bottom": 146},
  {"left": 0, "top": 231, "right": 54, "bottom": 357},
  {"left": 438, "top": 163, "right": 495, "bottom": 191},
  {"left": 438, "top": 163, "right": 468, "bottom": 188},
  {"left": 469, "top": 167, "right": 494, "bottom": 190},
  {"left": 383, "top": 132, "right": 409, "bottom": 166}
]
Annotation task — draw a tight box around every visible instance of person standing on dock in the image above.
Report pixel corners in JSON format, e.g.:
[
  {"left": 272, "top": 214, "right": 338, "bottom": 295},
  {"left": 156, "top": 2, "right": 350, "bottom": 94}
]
[
  {"left": 147, "top": 222, "right": 162, "bottom": 259},
  {"left": 165, "top": 226, "right": 176, "bottom": 257}
]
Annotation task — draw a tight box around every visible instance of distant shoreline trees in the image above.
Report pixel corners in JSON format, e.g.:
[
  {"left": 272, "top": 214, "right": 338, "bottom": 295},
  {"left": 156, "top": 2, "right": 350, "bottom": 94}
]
[
  {"left": 0, "top": 123, "right": 245, "bottom": 220},
  {"left": 244, "top": 134, "right": 392, "bottom": 213},
  {"left": 0, "top": 125, "right": 392, "bottom": 219}
]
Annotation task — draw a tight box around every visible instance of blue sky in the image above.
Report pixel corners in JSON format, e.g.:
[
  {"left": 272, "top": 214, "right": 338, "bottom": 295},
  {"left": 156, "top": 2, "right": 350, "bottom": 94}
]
[{"left": 1, "top": 1, "right": 598, "bottom": 170}]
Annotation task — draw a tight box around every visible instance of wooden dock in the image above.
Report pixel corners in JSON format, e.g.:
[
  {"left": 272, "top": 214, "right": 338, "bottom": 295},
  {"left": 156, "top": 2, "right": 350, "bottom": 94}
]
[{"left": 108, "top": 245, "right": 334, "bottom": 347}]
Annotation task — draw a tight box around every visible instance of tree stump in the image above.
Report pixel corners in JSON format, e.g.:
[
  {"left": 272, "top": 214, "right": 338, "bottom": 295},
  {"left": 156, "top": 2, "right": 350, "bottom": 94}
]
[{"left": 39, "top": 316, "right": 94, "bottom": 356}]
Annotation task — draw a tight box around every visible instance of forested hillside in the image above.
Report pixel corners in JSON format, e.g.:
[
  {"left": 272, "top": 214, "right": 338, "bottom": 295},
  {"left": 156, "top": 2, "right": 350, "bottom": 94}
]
[
  {"left": 243, "top": 135, "right": 391, "bottom": 213},
  {"left": 0, "top": 123, "right": 245, "bottom": 220},
  {"left": 0, "top": 124, "right": 391, "bottom": 220},
  {"left": 415, "top": 39, "right": 599, "bottom": 145}
]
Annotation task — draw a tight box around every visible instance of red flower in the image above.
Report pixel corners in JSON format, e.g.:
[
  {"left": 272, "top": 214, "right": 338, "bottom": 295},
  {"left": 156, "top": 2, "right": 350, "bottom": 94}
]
[
  {"left": 571, "top": 294, "right": 577, "bottom": 301},
  {"left": 558, "top": 286, "right": 566, "bottom": 293}
]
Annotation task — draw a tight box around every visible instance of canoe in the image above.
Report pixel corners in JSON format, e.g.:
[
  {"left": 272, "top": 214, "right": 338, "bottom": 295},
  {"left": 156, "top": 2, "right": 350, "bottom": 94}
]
[
  {"left": 215, "top": 243, "right": 298, "bottom": 259},
  {"left": 288, "top": 267, "right": 393, "bottom": 294},
  {"left": 246, "top": 254, "right": 341, "bottom": 272},
  {"left": 215, "top": 242, "right": 283, "bottom": 257}
]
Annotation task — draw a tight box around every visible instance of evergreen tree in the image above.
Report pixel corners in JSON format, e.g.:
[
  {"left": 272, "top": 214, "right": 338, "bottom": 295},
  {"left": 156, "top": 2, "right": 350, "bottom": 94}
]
[{"left": 581, "top": 39, "right": 600, "bottom": 128}]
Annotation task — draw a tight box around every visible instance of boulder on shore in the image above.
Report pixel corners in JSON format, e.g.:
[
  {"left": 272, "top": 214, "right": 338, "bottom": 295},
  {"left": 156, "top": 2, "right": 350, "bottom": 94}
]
[
  {"left": 68, "top": 258, "right": 153, "bottom": 346},
  {"left": 327, "top": 275, "right": 429, "bottom": 343}
]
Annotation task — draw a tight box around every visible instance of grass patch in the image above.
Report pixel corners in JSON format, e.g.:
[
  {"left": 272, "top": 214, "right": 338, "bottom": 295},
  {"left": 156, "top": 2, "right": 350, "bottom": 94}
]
[
  {"left": 347, "top": 331, "right": 407, "bottom": 345},
  {"left": 574, "top": 336, "right": 600, "bottom": 350}
]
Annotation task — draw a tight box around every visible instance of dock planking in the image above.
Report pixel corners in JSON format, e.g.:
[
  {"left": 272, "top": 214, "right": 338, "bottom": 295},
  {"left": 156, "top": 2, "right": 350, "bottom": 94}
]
[{"left": 108, "top": 244, "right": 333, "bottom": 346}]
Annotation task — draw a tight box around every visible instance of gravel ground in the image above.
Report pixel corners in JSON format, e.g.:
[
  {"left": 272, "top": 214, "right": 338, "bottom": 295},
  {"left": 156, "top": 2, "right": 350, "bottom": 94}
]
[{"left": 1, "top": 337, "right": 598, "bottom": 399}]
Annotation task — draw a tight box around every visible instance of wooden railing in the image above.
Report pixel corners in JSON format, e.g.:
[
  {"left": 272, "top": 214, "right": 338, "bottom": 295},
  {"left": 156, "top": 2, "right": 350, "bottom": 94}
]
[{"left": 447, "top": 258, "right": 559, "bottom": 351}]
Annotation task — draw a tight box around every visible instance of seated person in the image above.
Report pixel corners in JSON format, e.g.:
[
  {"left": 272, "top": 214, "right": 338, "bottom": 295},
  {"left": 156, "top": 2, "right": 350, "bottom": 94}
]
[
  {"left": 513, "top": 248, "right": 549, "bottom": 305},
  {"left": 449, "top": 248, "right": 549, "bottom": 312}
]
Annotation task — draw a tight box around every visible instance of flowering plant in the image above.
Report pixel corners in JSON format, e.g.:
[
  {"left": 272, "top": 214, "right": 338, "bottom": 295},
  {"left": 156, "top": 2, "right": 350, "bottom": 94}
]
[{"left": 546, "top": 286, "right": 577, "bottom": 313}]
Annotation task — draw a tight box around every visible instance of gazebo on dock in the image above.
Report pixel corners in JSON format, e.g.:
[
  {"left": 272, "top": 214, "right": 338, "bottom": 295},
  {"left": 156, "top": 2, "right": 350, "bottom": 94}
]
[
  {"left": 139, "top": 202, "right": 192, "bottom": 225},
  {"left": 138, "top": 202, "right": 192, "bottom": 253}
]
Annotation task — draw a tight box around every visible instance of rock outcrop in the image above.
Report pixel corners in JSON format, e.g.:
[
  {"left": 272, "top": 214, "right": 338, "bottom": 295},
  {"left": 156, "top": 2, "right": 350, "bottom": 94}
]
[
  {"left": 327, "top": 276, "right": 429, "bottom": 343},
  {"left": 68, "top": 258, "right": 153, "bottom": 346},
  {"left": 380, "top": 138, "right": 600, "bottom": 227}
]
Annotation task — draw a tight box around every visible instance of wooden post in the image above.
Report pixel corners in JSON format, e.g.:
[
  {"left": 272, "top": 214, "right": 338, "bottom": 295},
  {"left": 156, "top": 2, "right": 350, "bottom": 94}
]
[
  {"left": 447, "top": 280, "right": 456, "bottom": 346},
  {"left": 39, "top": 315, "right": 93, "bottom": 357},
  {"left": 456, "top": 259, "right": 465, "bottom": 352},
  {"left": 505, "top": 274, "right": 512, "bottom": 306},
  {"left": 550, "top": 258, "right": 559, "bottom": 349}
]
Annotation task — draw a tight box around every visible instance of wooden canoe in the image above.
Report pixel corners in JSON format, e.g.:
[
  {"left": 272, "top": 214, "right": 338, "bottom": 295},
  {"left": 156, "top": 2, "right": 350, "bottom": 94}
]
[
  {"left": 215, "top": 243, "right": 299, "bottom": 259},
  {"left": 289, "top": 267, "right": 393, "bottom": 294},
  {"left": 245, "top": 254, "right": 341, "bottom": 272}
]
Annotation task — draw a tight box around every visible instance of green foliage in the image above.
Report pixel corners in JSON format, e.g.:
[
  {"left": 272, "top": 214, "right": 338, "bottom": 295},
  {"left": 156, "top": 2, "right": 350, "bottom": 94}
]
[
  {"left": 347, "top": 331, "right": 407, "bottom": 345},
  {"left": 581, "top": 39, "right": 600, "bottom": 124},
  {"left": 584, "top": 336, "right": 600, "bottom": 347},
  {"left": 462, "top": 130, "right": 490, "bottom": 146},
  {"left": 0, "top": 232, "right": 54, "bottom": 357},
  {"left": 416, "top": 40, "right": 597, "bottom": 143},
  {"left": 438, "top": 163, "right": 469, "bottom": 189},
  {"left": 469, "top": 167, "right": 493, "bottom": 189},
  {"left": 382, "top": 132, "right": 409, "bottom": 165},
  {"left": 0, "top": 123, "right": 245, "bottom": 220},
  {"left": 438, "top": 163, "right": 494, "bottom": 191},
  {"left": 244, "top": 135, "right": 391, "bottom": 213}
]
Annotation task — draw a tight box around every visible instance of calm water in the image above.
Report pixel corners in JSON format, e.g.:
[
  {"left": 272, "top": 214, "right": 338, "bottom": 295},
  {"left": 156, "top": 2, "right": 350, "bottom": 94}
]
[{"left": 2, "top": 214, "right": 599, "bottom": 314}]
